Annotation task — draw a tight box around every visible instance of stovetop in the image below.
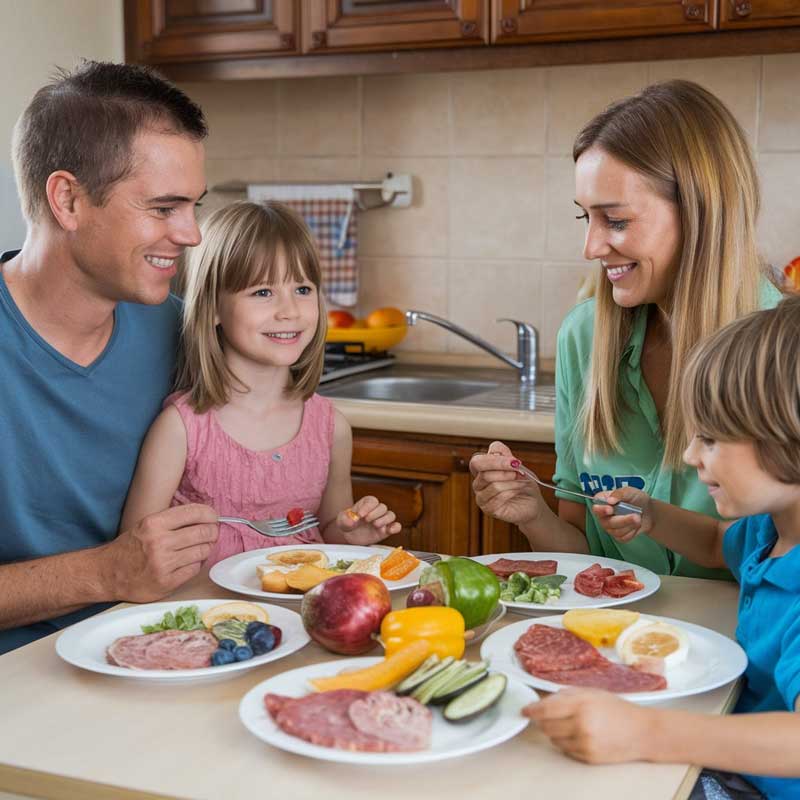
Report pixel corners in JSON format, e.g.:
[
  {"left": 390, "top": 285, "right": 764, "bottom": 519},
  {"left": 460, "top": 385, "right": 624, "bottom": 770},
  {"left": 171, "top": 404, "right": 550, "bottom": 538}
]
[{"left": 320, "top": 342, "right": 394, "bottom": 384}]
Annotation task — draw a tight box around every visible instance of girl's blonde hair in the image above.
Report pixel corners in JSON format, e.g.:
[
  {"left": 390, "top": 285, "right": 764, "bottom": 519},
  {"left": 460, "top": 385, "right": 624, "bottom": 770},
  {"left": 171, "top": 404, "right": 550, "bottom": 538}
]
[
  {"left": 681, "top": 295, "right": 800, "bottom": 484},
  {"left": 573, "top": 79, "right": 769, "bottom": 468},
  {"left": 176, "top": 200, "right": 327, "bottom": 412}
]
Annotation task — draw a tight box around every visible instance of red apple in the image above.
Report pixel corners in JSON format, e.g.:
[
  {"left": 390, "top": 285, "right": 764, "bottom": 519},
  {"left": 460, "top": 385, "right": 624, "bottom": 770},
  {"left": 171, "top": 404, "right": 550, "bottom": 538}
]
[
  {"left": 300, "top": 574, "right": 391, "bottom": 655},
  {"left": 327, "top": 310, "right": 356, "bottom": 329}
]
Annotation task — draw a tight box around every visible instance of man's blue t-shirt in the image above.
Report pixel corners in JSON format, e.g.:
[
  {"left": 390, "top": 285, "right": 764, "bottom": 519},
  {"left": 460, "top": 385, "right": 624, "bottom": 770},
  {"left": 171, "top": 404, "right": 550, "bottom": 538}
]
[
  {"left": 723, "top": 514, "right": 800, "bottom": 800},
  {"left": 0, "top": 250, "right": 181, "bottom": 654}
]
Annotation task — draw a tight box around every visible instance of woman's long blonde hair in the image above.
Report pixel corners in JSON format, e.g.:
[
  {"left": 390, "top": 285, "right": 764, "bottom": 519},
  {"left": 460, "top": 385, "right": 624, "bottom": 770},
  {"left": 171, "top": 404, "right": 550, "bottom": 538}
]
[
  {"left": 176, "top": 201, "right": 327, "bottom": 413},
  {"left": 573, "top": 79, "right": 769, "bottom": 468},
  {"left": 682, "top": 295, "right": 800, "bottom": 484}
]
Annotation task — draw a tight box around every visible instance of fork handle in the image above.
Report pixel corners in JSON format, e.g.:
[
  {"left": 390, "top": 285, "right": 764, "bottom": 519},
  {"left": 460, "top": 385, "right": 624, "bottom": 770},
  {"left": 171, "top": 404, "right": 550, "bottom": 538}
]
[{"left": 218, "top": 516, "right": 248, "bottom": 525}]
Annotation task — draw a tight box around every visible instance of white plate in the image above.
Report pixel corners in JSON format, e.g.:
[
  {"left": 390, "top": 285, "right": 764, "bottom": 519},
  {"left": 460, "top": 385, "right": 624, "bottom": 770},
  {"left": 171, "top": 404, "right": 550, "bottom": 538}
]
[
  {"left": 239, "top": 657, "right": 538, "bottom": 764},
  {"left": 56, "top": 599, "right": 309, "bottom": 684},
  {"left": 470, "top": 552, "right": 661, "bottom": 613},
  {"left": 210, "top": 544, "right": 425, "bottom": 601},
  {"left": 480, "top": 614, "right": 747, "bottom": 704}
]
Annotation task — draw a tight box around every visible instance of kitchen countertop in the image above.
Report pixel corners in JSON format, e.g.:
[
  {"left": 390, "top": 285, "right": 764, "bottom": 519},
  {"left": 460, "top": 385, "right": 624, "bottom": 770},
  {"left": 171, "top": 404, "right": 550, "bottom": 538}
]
[{"left": 0, "top": 573, "right": 740, "bottom": 800}]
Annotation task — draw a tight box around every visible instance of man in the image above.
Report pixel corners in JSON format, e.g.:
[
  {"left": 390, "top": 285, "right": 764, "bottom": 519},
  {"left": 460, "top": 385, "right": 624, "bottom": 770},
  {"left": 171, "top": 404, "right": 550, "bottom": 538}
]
[{"left": 0, "top": 61, "right": 218, "bottom": 654}]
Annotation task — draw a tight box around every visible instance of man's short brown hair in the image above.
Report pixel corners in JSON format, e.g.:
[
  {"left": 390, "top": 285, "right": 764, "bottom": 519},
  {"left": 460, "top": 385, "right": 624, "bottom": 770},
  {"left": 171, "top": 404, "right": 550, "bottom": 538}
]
[{"left": 12, "top": 60, "right": 207, "bottom": 222}]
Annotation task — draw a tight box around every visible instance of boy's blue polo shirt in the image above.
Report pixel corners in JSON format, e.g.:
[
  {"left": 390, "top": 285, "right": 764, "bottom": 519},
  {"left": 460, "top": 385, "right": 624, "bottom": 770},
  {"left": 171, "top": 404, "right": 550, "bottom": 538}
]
[{"left": 723, "top": 514, "right": 800, "bottom": 800}]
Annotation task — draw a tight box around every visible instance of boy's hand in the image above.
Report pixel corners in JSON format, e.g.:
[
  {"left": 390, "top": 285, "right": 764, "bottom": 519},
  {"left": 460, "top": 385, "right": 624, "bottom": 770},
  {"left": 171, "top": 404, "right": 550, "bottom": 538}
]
[
  {"left": 593, "top": 487, "right": 653, "bottom": 542},
  {"left": 336, "top": 495, "right": 402, "bottom": 545},
  {"left": 522, "top": 688, "right": 654, "bottom": 764}
]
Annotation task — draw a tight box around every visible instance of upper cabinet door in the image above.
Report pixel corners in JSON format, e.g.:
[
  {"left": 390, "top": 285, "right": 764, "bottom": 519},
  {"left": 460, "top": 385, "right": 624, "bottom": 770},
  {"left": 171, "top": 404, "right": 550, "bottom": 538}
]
[
  {"left": 492, "top": 0, "right": 716, "bottom": 44},
  {"left": 720, "top": 0, "right": 800, "bottom": 28},
  {"left": 302, "top": 0, "right": 488, "bottom": 54},
  {"left": 125, "top": 0, "right": 299, "bottom": 64}
]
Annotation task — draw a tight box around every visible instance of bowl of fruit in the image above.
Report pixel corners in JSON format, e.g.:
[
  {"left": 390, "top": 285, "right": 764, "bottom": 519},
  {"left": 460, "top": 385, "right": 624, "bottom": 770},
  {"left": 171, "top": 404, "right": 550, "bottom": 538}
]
[{"left": 326, "top": 307, "right": 407, "bottom": 352}]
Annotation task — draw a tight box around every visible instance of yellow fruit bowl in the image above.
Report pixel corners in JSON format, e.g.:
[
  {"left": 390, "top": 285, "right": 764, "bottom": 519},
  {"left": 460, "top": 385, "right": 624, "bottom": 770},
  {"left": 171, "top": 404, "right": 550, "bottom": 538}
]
[{"left": 325, "top": 324, "right": 408, "bottom": 353}]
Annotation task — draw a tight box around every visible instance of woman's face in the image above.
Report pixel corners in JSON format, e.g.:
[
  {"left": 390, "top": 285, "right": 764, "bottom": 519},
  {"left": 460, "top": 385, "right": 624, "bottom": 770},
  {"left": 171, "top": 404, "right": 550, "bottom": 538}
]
[{"left": 575, "top": 146, "right": 681, "bottom": 309}]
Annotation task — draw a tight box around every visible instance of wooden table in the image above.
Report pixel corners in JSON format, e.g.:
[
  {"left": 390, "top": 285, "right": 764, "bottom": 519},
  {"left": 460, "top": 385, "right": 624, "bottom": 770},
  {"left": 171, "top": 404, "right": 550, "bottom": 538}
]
[{"left": 0, "top": 574, "right": 741, "bottom": 800}]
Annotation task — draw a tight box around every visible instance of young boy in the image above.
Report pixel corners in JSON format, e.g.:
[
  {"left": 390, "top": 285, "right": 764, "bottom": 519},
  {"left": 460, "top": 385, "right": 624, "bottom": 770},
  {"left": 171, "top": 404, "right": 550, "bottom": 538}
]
[{"left": 524, "top": 295, "right": 800, "bottom": 800}]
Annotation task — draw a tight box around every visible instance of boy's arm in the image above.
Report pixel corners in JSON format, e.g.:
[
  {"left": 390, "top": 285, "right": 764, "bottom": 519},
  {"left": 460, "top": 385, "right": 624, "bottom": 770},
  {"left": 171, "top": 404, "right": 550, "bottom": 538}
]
[
  {"left": 526, "top": 689, "right": 800, "bottom": 776},
  {"left": 595, "top": 488, "right": 732, "bottom": 568},
  {"left": 119, "top": 406, "right": 189, "bottom": 531}
]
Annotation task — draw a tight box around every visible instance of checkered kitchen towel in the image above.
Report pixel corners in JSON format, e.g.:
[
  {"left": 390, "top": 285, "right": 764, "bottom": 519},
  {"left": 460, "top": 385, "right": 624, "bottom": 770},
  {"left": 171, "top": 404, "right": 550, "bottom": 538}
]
[{"left": 247, "top": 184, "right": 358, "bottom": 307}]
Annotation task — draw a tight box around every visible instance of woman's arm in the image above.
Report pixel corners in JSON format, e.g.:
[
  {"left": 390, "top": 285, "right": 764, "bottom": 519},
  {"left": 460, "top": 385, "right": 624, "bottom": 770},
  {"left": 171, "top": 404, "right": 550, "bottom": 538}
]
[
  {"left": 317, "top": 410, "right": 401, "bottom": 545},
  {"left": 119, "top": 406, "right": 189, "bottom": 531},
  {"left": 525, "top": 689, "right": 800, "bottom": 776}
]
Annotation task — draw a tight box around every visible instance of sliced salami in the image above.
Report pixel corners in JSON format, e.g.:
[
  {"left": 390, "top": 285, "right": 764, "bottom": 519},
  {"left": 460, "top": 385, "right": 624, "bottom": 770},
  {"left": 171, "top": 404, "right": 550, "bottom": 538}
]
[
  {"left": 603, "top": 574, "right": 645, "bottom": 597},
  {"left": 348, "top": 692, "right": 432, "bottom": 751},
  {"left": 514, "top": 624, "right": 608, "bottom": 673},
  {"left": 530, "top": 662, "right": 667, "bottom": 693},
  {"left": 264, "top": 690, "right": 403, "bottom": 753},
  {"left": 106, "top": 629, "right": 218, "bottom": 670},
  {"left": 573, "top": 563, "right": 644, "bottom": 598},
  {"left": 487, "top": 559, "right": 558, "bottom": 579}
]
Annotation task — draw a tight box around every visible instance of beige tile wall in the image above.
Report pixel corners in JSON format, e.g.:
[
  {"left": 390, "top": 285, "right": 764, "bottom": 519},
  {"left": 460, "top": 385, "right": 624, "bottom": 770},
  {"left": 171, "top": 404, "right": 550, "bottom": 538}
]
[{"left": 182, "top": 52, "right": 800, "bottom": 362}]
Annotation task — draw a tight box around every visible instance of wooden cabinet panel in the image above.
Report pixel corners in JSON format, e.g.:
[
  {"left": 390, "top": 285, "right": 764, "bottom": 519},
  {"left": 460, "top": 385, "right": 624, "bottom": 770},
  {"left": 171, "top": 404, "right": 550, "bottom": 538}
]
[
  {"left": 125, "top": 0, "right": 299, "bottom": 64},
  {"left": 302, "top": 0, "right": 488, "bottom": 53},
  {"left": 720, "top": 0, "right": 800, "bottom": 28},
  {"left": 351, "top": 429, "right": 556, "bottom": 557},
  {"left": 492, "top": 0, "right": 716, "bottom": 44}
]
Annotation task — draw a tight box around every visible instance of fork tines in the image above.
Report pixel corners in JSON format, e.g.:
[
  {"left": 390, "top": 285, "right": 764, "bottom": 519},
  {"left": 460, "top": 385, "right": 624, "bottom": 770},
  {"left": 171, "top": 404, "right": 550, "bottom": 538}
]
[{"left": 268, "top": 512, "right": 318, "bottom": 532}]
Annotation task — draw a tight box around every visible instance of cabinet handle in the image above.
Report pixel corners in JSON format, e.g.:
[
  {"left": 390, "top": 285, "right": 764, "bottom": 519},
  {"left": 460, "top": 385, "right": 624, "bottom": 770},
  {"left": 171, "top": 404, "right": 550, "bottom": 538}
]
[
  {"left": 734, "top": 0, "right": 752, "bottom": 16},
  {"left": 310, "top": 30, "right": 327, "bottom": 49},
  {"left": 500, "top": 17, "right": 518, "bottom": 35},
  {"left": 280, "top": 33, "right": 295, "bottom": 50},
  {"left": 683, "top": 3, "right": 704, "bottom": 20},
  {"left": 460, "top": 20, "right": 478, "bottom": 37}
]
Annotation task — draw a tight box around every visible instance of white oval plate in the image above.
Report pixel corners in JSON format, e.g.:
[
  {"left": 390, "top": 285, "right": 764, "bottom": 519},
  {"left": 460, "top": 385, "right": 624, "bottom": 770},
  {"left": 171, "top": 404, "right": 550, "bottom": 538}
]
[
  {"left": 210, "top": 544, "right": 425, "bottom": 601},
  {"left": 480, "top": 614, "right": 747, "bottom": 704},
  {"left": 239, "top": 656, "right": 538, "bottom": 764},
  {"left": 56, "top": 599, "right": 309, "bottom": 684},
  {"left": 469, "top": 552, "right": 660, "bottom": 613}
]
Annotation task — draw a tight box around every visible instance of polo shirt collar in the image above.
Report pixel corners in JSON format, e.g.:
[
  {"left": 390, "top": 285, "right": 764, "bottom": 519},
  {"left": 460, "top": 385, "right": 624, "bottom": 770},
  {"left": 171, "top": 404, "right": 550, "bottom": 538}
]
[
  {"left": 754, "top": 517, "right": 800, "bottom": 592},
  {"left": 622, "top": 305, "right": 649, "bottom": 370}
]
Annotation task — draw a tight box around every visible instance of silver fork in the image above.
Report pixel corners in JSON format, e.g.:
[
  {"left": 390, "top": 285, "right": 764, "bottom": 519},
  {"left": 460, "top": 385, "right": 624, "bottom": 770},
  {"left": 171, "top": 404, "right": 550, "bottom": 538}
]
[{"left": 218, "top": 512, "right": 319, "bottom": 538}]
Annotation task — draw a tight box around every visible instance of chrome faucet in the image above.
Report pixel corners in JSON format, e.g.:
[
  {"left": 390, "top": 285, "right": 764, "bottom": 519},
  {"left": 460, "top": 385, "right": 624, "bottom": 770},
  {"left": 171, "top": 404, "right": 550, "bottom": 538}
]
[{"left": 405, "top": 310, "right": 539, "bottom": 385}]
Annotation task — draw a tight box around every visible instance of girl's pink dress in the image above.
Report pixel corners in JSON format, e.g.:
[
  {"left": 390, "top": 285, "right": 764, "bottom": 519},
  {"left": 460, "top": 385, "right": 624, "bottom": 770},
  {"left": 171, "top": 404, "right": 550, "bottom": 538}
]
[{"left": 168, "top": 392, "right": 333, "bottom": 567}]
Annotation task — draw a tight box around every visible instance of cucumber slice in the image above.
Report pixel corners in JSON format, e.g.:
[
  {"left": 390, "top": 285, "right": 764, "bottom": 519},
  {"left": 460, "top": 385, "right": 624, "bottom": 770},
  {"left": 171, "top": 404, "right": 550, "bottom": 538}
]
[
  {"left": 430, "top": 662, "right": 489, "bottom": 705},
  {"left": 411, "top": 661, "right": 468, "bottom": 705},
  {"left": 443, "top": 673, "right": 507, "bottom": 723},
  {"left": 395, "top": 656, "right": 453, "bottom": 695}
]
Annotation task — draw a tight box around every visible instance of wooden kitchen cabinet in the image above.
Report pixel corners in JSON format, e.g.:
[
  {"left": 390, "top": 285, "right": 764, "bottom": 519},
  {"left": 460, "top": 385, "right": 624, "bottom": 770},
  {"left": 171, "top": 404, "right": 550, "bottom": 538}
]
[
  {"left": 492, "top": 0, "right": 716, "bottom": 44},
  {"left": 350, "top": 429, "right": 557, "bottom": 557},
  {"left": 124, "top": 0, "right": 299, "bottom": 63},
  {"left": 720, "top": 0, "right": 800, "bottom": 28},
  {"left": 301, "top": 0, "right": 488, "bottom": 53}
]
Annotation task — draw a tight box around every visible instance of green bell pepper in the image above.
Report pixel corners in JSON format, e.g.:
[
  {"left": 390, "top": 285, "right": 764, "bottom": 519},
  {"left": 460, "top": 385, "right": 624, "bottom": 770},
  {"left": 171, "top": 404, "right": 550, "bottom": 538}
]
[{"left": 419, "top": 557, "right": 500, "bottom": 629}]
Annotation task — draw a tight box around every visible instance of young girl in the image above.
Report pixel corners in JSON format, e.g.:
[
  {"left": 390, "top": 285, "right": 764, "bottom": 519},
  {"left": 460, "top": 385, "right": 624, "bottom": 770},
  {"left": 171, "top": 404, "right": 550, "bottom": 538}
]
[
  {"left": 121, "top": 201, "right": 401, "bottom": 565},
  {"left": 524, "top": 296, "right": 800, "bottom": 800}
]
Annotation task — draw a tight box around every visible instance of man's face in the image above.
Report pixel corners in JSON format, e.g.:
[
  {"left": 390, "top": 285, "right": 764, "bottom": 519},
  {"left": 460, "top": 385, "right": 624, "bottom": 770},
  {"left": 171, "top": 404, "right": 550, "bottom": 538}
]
[{"left": 71, "top": 129, "right": 206, "bottom": 306}]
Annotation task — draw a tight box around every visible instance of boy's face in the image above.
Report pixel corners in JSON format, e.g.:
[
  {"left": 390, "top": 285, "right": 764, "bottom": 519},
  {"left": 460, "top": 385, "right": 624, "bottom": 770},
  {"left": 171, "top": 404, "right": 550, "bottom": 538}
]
[
  {"left": 71, "top": 129, "right": 206, "bottom": 306},
  {"left": 683, "top": 436, "right": 793, "bottom": 519}
]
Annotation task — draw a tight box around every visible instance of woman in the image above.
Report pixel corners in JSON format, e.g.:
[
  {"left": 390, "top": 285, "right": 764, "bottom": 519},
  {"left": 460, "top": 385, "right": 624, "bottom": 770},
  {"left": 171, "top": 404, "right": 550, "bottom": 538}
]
[{"left": 470, "top": 80, "right": 781, "bottom": 579}]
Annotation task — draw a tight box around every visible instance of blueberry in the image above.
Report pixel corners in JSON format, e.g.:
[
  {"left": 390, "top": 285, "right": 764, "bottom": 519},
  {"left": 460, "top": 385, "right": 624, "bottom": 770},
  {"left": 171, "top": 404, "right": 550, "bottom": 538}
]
[
  {"left": 211, "top": 648, "right": 236, "bottom": 667},
  {"left": 217, "top": 638, "right": 237, "bottom": 651},
  {"left": 233, "top": 645, "right": 253, "bottom": 662},
  {"left": 245, "top": 621, "right": 268, "bottom": 639},
  {"left": 249, "top": 627, "right": 276, "bottom": 656}
]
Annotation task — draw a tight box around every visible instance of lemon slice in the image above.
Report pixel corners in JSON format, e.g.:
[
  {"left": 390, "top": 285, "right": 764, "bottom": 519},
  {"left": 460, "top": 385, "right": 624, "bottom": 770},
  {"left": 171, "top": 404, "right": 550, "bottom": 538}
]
[
  {"left": 616, "top": 621, "right": 689, "bottom": 670},
  {"left": 201, "top": 601, "right": 269, "bottom": 628}
]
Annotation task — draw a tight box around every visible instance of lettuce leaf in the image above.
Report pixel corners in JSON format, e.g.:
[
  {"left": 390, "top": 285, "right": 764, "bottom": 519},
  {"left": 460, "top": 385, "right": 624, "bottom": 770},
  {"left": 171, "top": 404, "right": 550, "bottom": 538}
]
[{"left": 141, "top": 605, "right": 205, "bottom": 633}]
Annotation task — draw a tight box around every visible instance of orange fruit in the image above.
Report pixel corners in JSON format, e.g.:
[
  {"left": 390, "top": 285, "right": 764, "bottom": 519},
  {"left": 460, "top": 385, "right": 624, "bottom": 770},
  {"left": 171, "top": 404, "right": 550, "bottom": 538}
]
[
  {"left": 366, "top": 307, "right": 406, "bottom": 328},
  {"left": 327, "top": 310, "right": 355, "bottom": 329}
]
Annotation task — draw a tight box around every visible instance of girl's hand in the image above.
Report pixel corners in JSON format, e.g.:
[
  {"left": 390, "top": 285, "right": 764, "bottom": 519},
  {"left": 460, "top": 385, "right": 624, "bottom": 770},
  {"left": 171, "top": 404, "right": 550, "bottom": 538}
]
[
  {"left": 522, "top": 688, "right": 654, "bottom": 764},
  {"left": 470, "top": 441, "right": 544, "bottom": 527},
  {"left": 336, "top": 495, "right": 402, "bottom": 545},
  {"left": 592, "top": 487, "right": 653, "bottom": 543}
]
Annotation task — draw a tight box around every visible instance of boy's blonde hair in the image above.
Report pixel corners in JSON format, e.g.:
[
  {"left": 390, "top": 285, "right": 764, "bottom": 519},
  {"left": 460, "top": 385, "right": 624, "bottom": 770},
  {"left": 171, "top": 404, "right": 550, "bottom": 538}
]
[
  {"left": 176, "top": 201, "right": 327, "bottom": 412},
  {"left": 573, "top": 80, "right": 769, "bottom": 468},
  {"left": 681, "top": 295, "right": 800, "bottom": 484}
]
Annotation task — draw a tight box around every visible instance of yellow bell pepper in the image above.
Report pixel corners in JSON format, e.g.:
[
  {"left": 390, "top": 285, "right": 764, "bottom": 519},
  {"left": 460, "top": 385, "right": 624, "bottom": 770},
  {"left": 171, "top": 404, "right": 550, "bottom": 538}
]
[
  {"left": 380, "top": 606, "right": 465, "bottom": 660},
  {"left": 309, "top": 640, "right": 431, "bottom": 693}
]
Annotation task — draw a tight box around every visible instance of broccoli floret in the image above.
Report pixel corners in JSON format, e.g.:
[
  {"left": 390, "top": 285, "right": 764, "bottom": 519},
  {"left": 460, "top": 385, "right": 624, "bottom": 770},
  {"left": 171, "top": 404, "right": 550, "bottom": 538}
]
[{"left": 507, "top": 572, "right": 530, "bottom": 597}]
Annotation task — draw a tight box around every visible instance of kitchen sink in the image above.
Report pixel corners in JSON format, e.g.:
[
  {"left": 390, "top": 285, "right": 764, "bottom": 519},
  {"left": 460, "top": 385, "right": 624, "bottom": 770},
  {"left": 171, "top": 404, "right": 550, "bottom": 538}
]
[{"left": 319, "top": 365, "right": 556, "bottom": 413}]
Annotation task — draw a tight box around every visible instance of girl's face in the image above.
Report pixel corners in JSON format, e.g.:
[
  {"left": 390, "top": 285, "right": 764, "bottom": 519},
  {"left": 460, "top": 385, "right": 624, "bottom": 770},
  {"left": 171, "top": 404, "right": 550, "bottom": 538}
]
[
  {"left": 575, "top": 146, "right": 681, "bottom": 309},
  {"left": 216, "top": 250, "right": 320, "bottom": 371},
  {"left": 683, "top": 435, "right": 793, "bottom": 519}
]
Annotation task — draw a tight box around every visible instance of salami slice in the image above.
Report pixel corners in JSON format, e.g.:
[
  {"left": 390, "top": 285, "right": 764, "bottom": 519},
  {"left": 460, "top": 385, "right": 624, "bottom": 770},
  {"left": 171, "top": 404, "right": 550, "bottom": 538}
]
[
  {"left": 487, "top": 559, "right": 558, "bottom": 579},
  {"left": 514, "top": 624, "right": 608, "bottom": 672},
  {"left": 603, "top": 574, "right": 645, "bottom": 597},
  {"left": 348, "top": 692, "right": 432, "bottom": 751},
  {"left": 531, "top": 662, "right": 667, "bottom": 693},
  {"left": 264, "top": 690, "right": 405, "bottom": 752},
  {"left": 106, "top": 629, "right": 218, "bottom": 670}
]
